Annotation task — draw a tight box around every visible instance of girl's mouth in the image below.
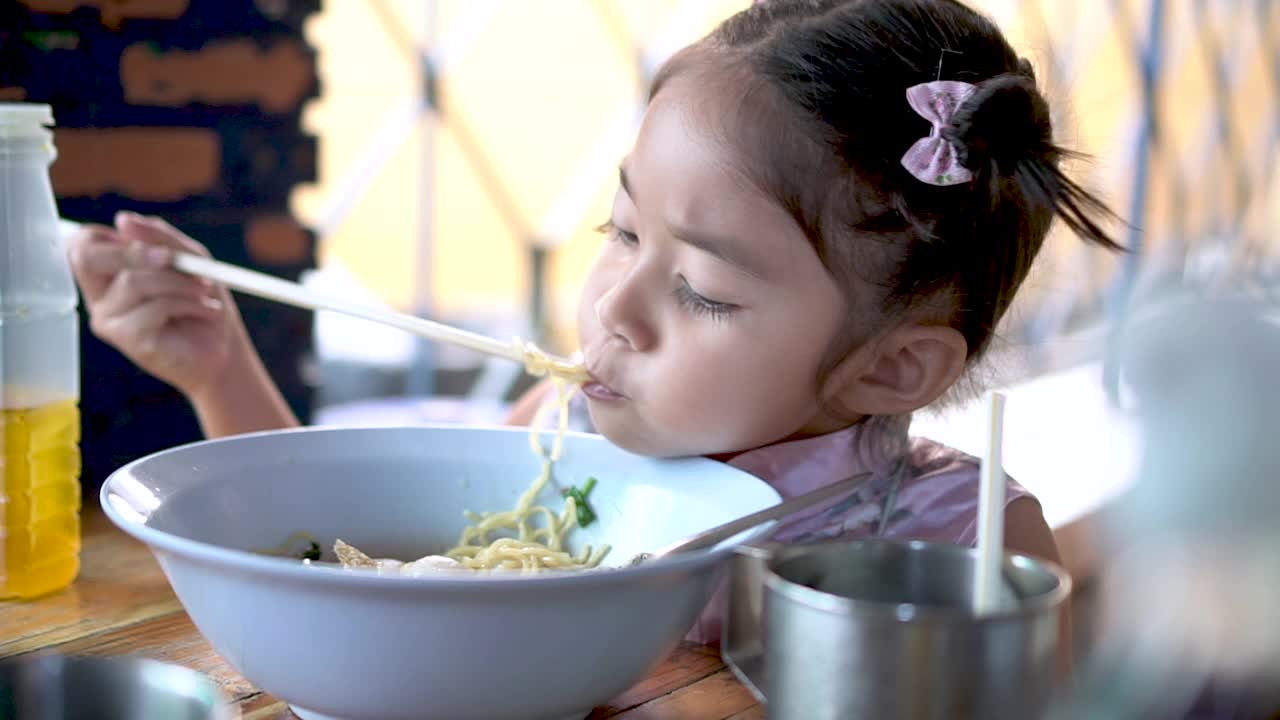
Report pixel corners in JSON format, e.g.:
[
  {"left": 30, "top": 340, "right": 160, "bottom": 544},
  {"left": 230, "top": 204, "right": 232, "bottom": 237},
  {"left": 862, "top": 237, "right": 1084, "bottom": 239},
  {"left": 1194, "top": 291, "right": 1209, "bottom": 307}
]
[{"left": 582, "top": 375, "right": 626, "bottom": 401}]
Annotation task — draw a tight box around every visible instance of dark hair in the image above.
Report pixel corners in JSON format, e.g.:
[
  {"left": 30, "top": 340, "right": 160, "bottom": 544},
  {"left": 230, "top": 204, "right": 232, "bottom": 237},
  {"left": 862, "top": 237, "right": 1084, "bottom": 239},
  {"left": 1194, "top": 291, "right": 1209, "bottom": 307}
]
[{"left": 651, "top": 0, "right": 1122, "bottom": 379}]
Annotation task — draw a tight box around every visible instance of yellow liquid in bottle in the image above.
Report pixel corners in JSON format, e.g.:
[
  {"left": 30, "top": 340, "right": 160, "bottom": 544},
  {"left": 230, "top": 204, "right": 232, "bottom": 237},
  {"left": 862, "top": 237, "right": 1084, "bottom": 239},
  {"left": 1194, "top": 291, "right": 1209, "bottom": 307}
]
[{"left": 0, "top": 399, "right": 81, "bottom": 599}]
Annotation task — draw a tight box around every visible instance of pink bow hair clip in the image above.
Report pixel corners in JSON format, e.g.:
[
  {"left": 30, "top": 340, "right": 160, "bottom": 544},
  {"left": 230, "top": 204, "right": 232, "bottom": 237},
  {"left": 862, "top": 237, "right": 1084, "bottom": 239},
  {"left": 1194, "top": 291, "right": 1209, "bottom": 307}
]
[{"left": 900, "top": 80, "right": 977, "bottom": 187}]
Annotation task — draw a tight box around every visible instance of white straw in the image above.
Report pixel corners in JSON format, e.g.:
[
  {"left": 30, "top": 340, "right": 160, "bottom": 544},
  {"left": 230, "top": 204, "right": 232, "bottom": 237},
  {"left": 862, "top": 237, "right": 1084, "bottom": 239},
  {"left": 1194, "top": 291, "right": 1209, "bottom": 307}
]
[{"left": 973, "top": 390, "right": 1008, "bottom": 615}]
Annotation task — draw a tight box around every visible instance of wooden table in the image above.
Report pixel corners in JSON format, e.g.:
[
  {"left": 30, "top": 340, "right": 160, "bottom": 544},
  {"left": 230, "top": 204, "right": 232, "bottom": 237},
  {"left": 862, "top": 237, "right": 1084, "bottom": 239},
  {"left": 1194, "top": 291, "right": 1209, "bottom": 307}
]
[{"left": 0, "top": 509, "right": 762, "bottom": 720}]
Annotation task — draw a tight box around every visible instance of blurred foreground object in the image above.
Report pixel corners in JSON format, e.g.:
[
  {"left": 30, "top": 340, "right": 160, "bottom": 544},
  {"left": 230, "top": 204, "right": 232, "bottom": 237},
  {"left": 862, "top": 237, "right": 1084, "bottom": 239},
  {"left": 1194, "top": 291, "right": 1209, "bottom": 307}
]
[{"left": 1049, "top": 291, "right": 1280, "bottom": 718}]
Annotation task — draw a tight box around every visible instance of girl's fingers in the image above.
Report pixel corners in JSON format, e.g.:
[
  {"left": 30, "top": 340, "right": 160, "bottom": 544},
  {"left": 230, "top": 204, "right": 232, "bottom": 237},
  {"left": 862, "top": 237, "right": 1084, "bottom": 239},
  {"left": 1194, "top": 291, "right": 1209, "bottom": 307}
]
[
  {"left": 114, "top": 212, "right": 212, "bottom": 258},
  {"left": 92, "top": 294, "right": 224, "bottom": 353},
  {"left": 94, "top": 268, "right": 217, "bottom": 321}
]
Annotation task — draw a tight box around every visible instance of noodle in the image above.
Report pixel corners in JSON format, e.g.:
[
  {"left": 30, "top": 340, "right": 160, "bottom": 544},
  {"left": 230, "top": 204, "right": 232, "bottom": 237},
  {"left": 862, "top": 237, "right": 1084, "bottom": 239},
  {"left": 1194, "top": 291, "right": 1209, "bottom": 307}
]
[
  {"left": 439, "top": 378, "right": 609, "bottom": 571},
  {"left": 331, "top": 344, "right": 610, "bottom": 574},
  {"left": 516, "top": 339, "right": 591, "bottom": 385}
]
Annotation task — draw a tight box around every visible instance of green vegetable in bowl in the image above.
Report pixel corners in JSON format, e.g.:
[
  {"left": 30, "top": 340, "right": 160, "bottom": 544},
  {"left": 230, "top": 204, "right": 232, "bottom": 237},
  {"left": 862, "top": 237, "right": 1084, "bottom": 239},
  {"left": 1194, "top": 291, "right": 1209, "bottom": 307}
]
[{"left": 561, "top": 477, "right": 599, "bottom": 528}]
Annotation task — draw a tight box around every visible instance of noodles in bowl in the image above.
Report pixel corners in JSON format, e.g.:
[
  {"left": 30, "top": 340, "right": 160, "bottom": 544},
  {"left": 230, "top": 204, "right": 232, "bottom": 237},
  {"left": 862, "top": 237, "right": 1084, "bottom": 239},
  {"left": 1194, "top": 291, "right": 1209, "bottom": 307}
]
[{"left": 260, "top": 376, "right": 611, "bottom": 574}]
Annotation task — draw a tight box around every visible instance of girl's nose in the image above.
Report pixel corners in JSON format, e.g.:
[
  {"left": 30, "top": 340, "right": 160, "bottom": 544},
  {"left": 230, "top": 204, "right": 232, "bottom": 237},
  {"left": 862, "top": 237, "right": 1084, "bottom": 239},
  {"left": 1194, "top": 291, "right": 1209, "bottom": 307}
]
[{"left": 595, "top": 268, "right": 656, "bottom": 352}]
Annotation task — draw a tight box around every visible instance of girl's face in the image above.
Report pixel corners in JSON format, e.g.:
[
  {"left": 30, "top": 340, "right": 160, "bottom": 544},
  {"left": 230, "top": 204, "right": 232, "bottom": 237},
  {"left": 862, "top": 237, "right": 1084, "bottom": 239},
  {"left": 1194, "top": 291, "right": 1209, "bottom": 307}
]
[{"left": 577, "top": 75, "right": 857, "bottom": 457}]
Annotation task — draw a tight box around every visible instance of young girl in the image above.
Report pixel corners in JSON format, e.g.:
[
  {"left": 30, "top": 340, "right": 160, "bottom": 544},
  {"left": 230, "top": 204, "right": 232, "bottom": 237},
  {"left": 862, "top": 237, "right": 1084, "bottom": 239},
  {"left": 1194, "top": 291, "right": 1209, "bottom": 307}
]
[{"left": 70, "top": 0, "right": 1116, "bottom": 646}]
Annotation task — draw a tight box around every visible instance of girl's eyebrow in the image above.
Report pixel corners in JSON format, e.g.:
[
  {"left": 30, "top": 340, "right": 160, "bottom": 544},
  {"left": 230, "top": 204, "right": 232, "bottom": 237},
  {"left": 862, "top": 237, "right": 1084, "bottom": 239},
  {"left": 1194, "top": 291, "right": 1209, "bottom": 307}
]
[
  {"left": 667, "top": 223, "right": 770, "bottom": 281},
  {"left": 619, "top": 165, "right": 771, "bottom": 281}
]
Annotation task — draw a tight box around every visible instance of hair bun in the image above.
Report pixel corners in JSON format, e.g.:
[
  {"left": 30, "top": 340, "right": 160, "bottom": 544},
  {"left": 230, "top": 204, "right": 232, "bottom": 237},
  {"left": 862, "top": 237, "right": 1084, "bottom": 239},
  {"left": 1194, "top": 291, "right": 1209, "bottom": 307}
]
[{"left": 945, "top": 73, "right": 1052, "bottom": 173}]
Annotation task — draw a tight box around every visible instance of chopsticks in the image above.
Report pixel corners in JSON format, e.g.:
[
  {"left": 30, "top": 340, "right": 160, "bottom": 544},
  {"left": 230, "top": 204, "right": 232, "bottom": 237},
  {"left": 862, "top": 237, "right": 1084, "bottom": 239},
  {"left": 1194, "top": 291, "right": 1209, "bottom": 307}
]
[
  {"left": 171, "top": 252, "right": 589, "bottom": 384},
  {"left": 58, "top": 218, "right": 587, "bottom": 382}
]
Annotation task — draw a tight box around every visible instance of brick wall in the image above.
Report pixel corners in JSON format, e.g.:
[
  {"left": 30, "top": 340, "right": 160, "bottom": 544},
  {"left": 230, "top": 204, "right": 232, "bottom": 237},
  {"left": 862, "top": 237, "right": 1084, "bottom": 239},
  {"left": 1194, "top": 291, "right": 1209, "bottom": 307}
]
[{"left": 1, "top": 0, "right": 321, "bottom": 493}]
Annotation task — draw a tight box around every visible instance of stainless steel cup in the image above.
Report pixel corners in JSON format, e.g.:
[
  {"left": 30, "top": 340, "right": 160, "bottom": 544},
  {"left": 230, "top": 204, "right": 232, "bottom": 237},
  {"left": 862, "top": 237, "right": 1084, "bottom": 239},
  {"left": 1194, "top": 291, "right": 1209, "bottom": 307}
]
[
  {"left": 0, "top": 654, "right": 232, "bottom": 720},
  {"left": 724, "top": 539, "right": 1071, "bottom": 720}
]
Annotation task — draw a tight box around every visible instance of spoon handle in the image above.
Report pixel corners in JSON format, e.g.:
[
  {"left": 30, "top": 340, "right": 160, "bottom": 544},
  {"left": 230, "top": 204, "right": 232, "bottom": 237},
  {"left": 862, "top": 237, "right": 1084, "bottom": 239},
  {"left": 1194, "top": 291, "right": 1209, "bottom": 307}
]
[{"left": 646, "top": 471, "right": 874, "bottom": 559}]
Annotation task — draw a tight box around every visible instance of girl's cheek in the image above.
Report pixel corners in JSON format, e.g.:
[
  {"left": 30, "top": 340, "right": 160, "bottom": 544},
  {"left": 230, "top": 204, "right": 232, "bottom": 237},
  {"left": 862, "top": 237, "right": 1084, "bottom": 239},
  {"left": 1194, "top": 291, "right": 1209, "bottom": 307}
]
[
  {"left": 584, "top": 249, "right": 620, "bottom": 291},
  {"left": 580, "top": 254, "right": 612, "bottom": 303}
]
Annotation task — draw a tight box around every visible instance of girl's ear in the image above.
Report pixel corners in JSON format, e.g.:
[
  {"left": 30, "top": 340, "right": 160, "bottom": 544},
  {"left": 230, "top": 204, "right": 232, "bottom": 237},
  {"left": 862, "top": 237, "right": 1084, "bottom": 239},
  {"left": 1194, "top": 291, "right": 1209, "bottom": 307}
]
[{"left": 822, "top": 323, "right": 969, "bottom": 416}]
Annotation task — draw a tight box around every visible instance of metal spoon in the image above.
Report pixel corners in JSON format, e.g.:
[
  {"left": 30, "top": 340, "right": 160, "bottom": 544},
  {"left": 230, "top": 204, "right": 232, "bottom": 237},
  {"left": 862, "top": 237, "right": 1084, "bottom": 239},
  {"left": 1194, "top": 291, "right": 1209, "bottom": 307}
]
[{"left": 628, "top": 471, "right": 874, "bottom": 566}]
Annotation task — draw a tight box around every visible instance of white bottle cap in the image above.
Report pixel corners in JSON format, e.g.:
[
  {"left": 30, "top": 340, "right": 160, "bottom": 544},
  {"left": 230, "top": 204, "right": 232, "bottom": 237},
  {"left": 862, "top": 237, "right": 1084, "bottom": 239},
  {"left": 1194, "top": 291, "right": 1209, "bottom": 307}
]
[
  {"left": 0, "top": 103, "right": 55, "bottom": 148},
  {"left": 0, "top": 102, "right": 54, "bottom": 128}
]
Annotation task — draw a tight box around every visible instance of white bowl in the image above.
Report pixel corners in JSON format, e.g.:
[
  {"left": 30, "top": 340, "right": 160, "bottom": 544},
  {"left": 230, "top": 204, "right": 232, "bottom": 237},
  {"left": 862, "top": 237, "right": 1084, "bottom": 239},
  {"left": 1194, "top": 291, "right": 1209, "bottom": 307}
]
[{"left": 100, "top": 425, "right": 781, "bottom": 720}]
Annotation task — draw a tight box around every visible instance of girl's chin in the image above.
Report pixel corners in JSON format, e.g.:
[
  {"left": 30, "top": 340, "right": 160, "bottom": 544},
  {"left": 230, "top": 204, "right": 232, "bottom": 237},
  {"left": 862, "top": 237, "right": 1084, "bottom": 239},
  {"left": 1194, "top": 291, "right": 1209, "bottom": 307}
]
[
  {"left": 588, "top": 413, "right": 675, "bottom": 458},
  {"left": 585, "top": 400, "right": 723, "bottom": 459}
]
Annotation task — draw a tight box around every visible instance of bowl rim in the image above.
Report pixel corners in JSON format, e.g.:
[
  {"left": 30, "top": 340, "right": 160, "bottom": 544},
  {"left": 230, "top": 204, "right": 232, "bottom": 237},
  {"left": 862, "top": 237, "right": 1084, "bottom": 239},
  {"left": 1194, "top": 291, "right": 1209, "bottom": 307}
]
[{"left": 99, "top": 424, "right": 782, "bottom": 592}]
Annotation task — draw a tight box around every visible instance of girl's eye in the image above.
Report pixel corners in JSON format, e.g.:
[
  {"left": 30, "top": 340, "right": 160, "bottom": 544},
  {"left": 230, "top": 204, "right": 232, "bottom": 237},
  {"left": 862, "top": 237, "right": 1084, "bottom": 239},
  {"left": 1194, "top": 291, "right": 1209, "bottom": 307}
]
[
  {"left": 675, "top": 277, "right": 739, "bottom": 322},
  {"left": 594, "top": 219, "right": 638, "bottom": 246},
  {"left": 593, "top": 220, "right": 737, "bottom": 321}
]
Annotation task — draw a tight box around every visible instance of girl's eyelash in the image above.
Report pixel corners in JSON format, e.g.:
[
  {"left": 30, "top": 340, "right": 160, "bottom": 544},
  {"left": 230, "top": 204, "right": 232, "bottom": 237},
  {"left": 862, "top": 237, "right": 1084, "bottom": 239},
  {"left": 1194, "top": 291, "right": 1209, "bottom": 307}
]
[
  {"left": 595, "top": 219, "right": 637, "bottom": 246},
  {"left": 595, "top": 219, "right": 736, "bottom": 321},
  {"left": 675, "top": 278, "right": 738, "bottom": 321}
]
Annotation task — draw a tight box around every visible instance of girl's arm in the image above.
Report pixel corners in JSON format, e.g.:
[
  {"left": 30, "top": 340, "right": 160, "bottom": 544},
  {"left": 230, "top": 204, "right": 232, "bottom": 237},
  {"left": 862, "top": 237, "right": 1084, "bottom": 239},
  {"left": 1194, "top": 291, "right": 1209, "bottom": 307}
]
[
  {"left": 1004, "top": 496, "right": 1074, "bottom": 684},
  {"left": 188, "top": 323, "right": 301, "bottom": 438}
]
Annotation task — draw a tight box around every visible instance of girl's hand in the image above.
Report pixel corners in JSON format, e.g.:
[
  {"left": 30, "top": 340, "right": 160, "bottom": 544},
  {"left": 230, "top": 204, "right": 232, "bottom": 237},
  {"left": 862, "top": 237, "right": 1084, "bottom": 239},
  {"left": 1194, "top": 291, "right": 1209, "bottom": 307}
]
[{"left": 68, "top": 212, "right": 241, "bottom": 400}]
